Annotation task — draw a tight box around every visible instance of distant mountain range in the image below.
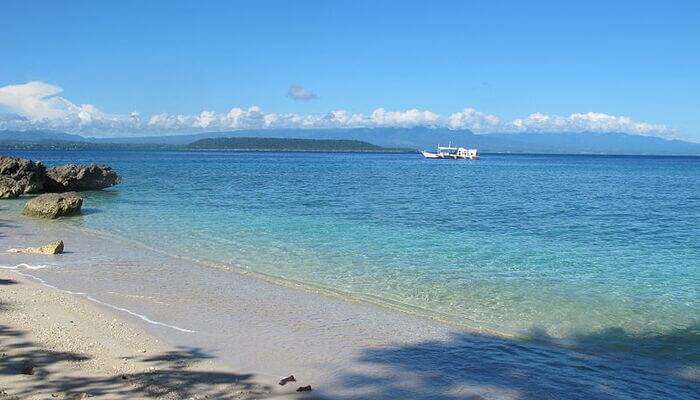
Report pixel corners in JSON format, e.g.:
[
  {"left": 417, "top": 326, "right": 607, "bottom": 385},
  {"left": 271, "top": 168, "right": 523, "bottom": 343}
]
[
  {"left": 0, "top": 128, "right": 698, "bottom": 155},
  {"left": 187, "top": 137, "right": 398, "bottom": 152},
  {"left": 0, "top": 130, "right": 87, "bottom": 142}
]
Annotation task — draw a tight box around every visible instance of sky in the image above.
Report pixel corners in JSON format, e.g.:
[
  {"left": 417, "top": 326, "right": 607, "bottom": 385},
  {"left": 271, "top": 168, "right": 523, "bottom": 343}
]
[{"left": 1, "top": 0, "right": 699, "bottom": 140}]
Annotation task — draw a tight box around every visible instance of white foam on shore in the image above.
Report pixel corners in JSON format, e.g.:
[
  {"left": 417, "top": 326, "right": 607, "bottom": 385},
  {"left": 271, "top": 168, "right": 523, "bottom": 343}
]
[
  {"left": 3, "top": 267, "right": 196, "bottom": 334},
  {"left": 0, "top": 262, "right": 55, "bottom": 270}
]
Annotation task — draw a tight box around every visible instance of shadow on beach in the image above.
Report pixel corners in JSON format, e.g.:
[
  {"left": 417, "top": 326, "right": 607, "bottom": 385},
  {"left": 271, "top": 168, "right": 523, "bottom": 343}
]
[
  {"left": 0, "top": 280, "right": 697, "bottom": 399},
  {"left": 320, "top": 325, "right": 699, "bottom": 400},
  {"left": 0, "top": 309, "right": 278, "bottom": 399}
]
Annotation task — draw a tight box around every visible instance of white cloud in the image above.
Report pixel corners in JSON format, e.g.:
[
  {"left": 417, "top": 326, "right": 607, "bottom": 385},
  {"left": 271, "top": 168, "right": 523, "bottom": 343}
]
[
  {"left": 287, "top": 85, "right": 318, "bottom": 101},
  {"left": 0, "top": 81, "right": 681, "bottom": 139},
  {"left": 508, "top": 112, "right": 673, "bottom": 135},
  {"left": 448, "top": 108, "right": 500, "bottom": 130},
  {"left": 369, "top": 108, "right": 440, "bottom": 127},
  {"left": 0, "top": 81, "right": 69, "bottom": 120},
  {"left": 140, "top": 107, "right": 443, "bottom": 132},
  {"left": 0, "top": 81, "right": 136, "bottom": 132}
]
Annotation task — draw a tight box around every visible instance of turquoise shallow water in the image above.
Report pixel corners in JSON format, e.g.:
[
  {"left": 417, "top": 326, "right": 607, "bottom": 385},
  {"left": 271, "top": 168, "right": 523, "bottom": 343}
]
[{"left": 3, "top": 150, "right": 699, "bottom": 357}]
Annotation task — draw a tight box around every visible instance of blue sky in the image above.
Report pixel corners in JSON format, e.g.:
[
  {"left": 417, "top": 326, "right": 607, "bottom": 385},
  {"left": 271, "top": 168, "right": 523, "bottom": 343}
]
[{"left": 1, "top": 0, "right": 699, "bottom": 140}]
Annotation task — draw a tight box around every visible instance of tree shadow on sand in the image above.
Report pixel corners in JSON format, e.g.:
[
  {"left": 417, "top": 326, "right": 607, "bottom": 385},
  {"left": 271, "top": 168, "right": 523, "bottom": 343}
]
[
  {"left": 0, "top": 325, "right": 90, "bottom": 378},
  {"left": 0, "top": 322, "right": 276, "bottom": 399},
  {"left": 33, "top": 347, "right": 271, "bottom": 399},
  {"left": 323, "top": 324, "right": 699, "bottom": 400}
]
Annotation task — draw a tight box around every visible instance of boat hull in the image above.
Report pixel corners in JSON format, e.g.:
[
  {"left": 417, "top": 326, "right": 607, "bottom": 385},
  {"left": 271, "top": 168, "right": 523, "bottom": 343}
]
[
  {"left": 420, "top": 150, "right": 442, "bottom": 159},
  {"left": 420, "top": 150, "right": 478, "bottom": 160}
]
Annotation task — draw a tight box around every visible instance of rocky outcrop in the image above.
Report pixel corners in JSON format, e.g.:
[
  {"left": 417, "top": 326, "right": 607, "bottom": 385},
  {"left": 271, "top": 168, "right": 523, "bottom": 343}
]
[
  {"left": 22, "top": 192, "right": 82, "bottom": 219},
  {"left": 45, "top": 164, "right": 122, "bottom": 192},
  {"left": 9, "top": 240, "right": 64, "bottom": 254},
  {"left": 0, "top": 156, "right": 46, "bottom": 194},
  {"left": 0, "top": 156, "right": 121, "bottom": 211},
  {"left": 0, "top": 176, "right": 23, "bottom": 199}
]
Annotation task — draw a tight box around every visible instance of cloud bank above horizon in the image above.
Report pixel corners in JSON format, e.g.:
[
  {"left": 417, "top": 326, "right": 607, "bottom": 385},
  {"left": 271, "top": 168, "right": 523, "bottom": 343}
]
[{"left": 0, "top": 81, "right": 680, "bottom": 139}]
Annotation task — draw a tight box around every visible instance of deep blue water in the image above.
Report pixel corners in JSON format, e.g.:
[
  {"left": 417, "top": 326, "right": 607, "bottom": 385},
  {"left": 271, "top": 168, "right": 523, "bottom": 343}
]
[{"left": 3, "top": 150, "right": 699, "bottom": 357}]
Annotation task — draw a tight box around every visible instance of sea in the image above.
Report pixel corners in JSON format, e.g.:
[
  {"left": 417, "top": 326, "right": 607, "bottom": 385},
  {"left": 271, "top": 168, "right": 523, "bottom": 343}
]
[{"left": 1, "top": 150, "right": 698, "bottom": 399}]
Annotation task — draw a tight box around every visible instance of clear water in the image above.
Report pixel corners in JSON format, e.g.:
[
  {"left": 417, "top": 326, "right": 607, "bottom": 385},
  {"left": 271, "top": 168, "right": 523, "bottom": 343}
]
[{"left": 2, "top": 150, "right": 699, "bottom": 359}]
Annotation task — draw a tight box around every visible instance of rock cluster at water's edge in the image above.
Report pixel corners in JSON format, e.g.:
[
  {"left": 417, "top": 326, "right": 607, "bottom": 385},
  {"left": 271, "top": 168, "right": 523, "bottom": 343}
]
[
  {"left": 22, "top": 192, "right": 83, "bottom": 219},
  {"left": 0, "top": 176, "right": 24, "bottom": 199},
  {"left": 45, "top": 164, "right": 122, "bottom": 192},
  {"left": 0, "top": 156, "right": 121, "bottom": 218},
  {"left": 0, "top": 156, "right": 121, "bottom": 197},
  {"left": 0, "top": 156, "right": 47, "bottom": 196}
]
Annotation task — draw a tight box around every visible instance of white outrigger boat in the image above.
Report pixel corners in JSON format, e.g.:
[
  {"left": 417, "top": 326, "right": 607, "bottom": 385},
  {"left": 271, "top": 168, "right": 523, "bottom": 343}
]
[{"left": 420, "top": 145, "right": 479, "bottom": 160}]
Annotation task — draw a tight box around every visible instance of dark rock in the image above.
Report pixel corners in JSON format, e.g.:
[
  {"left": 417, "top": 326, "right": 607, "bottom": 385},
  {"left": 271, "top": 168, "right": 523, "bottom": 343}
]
[
  {"left": 0, "top": 156, "right": 46, "bottom": 194},
  {"left": 20, "top": 363, "right": 34, "bottom": 375},
  {"left": 0, "top": 176, "right": 23, "bottom": 199},
  {"left": 278, "top": 374, "right": 296, "bottom": 386},
  {"left": 46, "top": 164, "right": 121, "bottom": 192},
  {"left": 22, "top": 192, "right": 82, "bottom": 219},
  {"left": 296, "top": 385, "right": 312, "bottom": 392}
]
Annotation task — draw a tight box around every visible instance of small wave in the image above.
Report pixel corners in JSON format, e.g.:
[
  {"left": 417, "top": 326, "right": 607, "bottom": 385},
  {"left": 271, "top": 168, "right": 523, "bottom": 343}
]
[{"left": 5, "top": 269, "right": 196, "bottom": 334}]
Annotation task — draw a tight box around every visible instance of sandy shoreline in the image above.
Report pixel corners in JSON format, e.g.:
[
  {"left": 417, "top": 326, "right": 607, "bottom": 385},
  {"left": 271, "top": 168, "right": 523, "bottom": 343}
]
[
  {"left": 0, "top": 269, "right": 314, "bottom": 399},
  {"left": 1, "top": 209, "right": 697, "bottom": 400}
]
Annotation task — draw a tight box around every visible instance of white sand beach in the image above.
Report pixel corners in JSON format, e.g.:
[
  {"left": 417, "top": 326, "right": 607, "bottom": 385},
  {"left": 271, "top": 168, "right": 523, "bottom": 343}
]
[{"left": 0, "top": 267, "right": 320, "bottom": 399}]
